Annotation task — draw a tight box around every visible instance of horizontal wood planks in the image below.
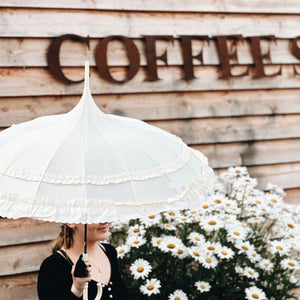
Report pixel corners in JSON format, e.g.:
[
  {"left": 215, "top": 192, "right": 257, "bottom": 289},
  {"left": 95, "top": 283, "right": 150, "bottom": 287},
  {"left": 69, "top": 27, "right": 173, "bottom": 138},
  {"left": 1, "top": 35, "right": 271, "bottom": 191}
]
[
  {"left": 0, "top": 2, "right": 299, "bottom": 298},
  {"left": 1, "top": 0, "right": 300, "bottom": 14},
  {"left": 0, "top": 38, "right": 299, "bottom": 67},
  {"left": 1, "top": 9, "right": 300, "bottom": 38},
  {"left": 1, "top": 66, "right": 300, "bottom": 97}
]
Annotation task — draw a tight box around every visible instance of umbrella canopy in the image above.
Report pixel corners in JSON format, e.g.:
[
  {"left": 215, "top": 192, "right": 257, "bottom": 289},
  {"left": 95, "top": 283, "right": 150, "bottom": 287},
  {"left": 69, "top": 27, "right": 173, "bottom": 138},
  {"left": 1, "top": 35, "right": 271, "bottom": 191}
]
[{"left": 0, "top": 62, "right": 215, "bottom": 224}]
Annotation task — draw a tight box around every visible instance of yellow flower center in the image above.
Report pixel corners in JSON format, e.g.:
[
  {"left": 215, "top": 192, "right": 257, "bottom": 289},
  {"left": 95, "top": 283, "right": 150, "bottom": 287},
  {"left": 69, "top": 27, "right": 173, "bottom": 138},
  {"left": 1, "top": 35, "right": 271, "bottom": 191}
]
[
  {"left": 169, "top": 212, "right": 175, "bottom": 216},
  {"left": 207, "top": 246, "right": 215, "bottom": 251},
  {"left": 221, "top": 251, "right": 227, "bottom": 255},
  {"left": 224, "top": 216, "right": 230, "bottom": 219},
  {"left": 203, "top": 204, "right": 209, "bottom": 209},
  {"left": 147, "top": 285, "right": 154, "bottom": 290},
  {"left": 215, "top": 199, "right": 221, "bottom": 203},
  {"left": 288, "top": 224, "right": 294, "bottom": 229},
  {"left": 133, "top": 240, "right": 140, "bottom": 244},
  {"left": 271, "top": 198, "right": 278, "bottom": 203},
  {"left": 166, "top": 224, "right": 172, "bottom": 227},
  {"left": 234, "top": 231, "right": 240, "bottom": 236},
  {"left": 242, "top": 246, "right": 249, "bottom": 250},
  {"left": 119, "top": 249, "right": 125, "bottom": 254},
  {"left": 191, "top": 211, "right": 196, "bottom": 214},
  {"left": 242, "top": 195, "right": 247, "bottom": 200},
  {"left": 235, "top": 170, "right": 240, "bottom": 173},
  {"left": 206, "top": 258, "right": 212, "bottom": 263},
  {"left": 288, "top": 262, "right": 295, "bottom": 266},
  {"left": 252, "top": 253, "right": 256, "bottom": 257},
  {"left": 175, "top": 298, "right": 180, "bottom": 300},
  {"left": 250, "top": 210, "right": 256, "bottom": 213},
  {"left": 134, "top": 228, "right": 140, "bottom": 232},
  {"left": 290, "top": 234, "right": 295, "bottom": 238},
  {"left": 276, "top": 246, "right": 283, "bottom": 250},
  {"left": 209, "top": 221, "right": 216, "bottom": 225},
  {"left": 157, "top": 240, "right": 161, "bottom": 244},
  {"left": 252, "top": 294, "right": 259, "bottom": 299},
  {"left": 249, "top": 271, "right": 254, "bottom": 275},
  {"left": 193, "top": 251, "right": 200, "bottom": 257},
  {"left": 195, "top": 237, "right": 200, "bottom": 241},
  {"left": 256, "top": 200, "right": 261, "bottom": 204},
  {"left": 167, "top": 243, "right": 175, "bottom": 249},
  {"left": 200, "top": 285, "right": 206, "bottom": 289},
  {"left": 137, "top": 267, "right": 144, "bottom": 272},
  {"left": 178, "top": 249, "right": 183, "bottom": 254},
  {"left": 181, "top": 218, "right": 187, "bottom": 221},
  {"left": 264, "top": 263, "right": 269, "bottom": 266},
  {"left": 148, "top": 215, "right": 155, "bottom": 219},
  {"left": 262, "top": 208, "right": 266, "bottom": 211}
]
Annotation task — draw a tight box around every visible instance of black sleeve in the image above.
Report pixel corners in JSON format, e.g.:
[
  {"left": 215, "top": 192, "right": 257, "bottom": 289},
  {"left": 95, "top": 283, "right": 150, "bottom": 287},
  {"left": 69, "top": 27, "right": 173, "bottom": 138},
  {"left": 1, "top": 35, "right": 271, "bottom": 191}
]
[{"left": 37, "top": 254, "right": 82, "bottom": 300}]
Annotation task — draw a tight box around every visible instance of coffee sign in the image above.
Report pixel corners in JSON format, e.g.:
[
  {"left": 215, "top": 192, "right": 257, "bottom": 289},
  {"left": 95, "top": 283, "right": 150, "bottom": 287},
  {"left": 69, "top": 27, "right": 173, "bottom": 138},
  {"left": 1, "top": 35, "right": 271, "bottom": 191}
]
[{"left": 47, "top": 34, "right": 300, "bottom": 85}]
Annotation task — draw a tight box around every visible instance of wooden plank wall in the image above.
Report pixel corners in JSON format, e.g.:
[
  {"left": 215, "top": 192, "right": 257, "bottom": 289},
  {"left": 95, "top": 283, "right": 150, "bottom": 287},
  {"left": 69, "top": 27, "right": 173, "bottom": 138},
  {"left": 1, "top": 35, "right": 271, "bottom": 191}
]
[{"left": 0, "top": 1, "right": 299, "bottom": 298}]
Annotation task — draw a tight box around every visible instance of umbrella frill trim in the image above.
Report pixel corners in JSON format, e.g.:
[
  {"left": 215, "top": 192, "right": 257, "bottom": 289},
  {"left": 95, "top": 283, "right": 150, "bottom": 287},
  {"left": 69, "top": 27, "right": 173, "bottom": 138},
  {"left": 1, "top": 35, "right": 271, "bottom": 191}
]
[
  {"left": 0, "top": 140, "right": 192, "bottom": 185},
  {"left": 0, "top": 159, "right": 215, "bottom": 223}
]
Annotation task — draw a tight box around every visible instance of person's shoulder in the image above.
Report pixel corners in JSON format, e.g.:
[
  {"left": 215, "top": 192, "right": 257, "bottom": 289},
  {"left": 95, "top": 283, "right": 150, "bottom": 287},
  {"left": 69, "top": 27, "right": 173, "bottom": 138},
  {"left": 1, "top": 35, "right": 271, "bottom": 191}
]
[
  {"left": 100, "top": 242, "right": 117, "bottom": 256},
  {"left": 40, "top": 251, "right": 69, "bottom": 271}
]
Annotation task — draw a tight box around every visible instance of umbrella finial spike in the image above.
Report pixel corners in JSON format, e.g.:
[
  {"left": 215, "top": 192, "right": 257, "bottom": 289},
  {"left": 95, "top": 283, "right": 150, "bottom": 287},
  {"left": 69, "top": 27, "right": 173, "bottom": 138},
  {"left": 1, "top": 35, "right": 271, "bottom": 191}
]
[{"left": 84, "top": 61, "right": 90, "bottom": 94}]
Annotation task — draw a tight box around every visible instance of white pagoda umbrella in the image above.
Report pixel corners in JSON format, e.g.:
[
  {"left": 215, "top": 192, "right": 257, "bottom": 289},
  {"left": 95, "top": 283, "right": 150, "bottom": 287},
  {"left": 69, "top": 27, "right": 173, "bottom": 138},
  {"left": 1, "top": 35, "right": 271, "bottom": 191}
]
[{"left": 0, "top": 62, "right": 215, "bottom": 299}]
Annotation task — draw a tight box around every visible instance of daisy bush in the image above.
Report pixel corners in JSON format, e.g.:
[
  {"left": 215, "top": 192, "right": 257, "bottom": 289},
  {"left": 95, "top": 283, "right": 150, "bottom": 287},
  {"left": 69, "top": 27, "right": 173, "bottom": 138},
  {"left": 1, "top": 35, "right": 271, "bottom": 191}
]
[{"left": 109, "top": 167, "right": 300, "bottom": 300}]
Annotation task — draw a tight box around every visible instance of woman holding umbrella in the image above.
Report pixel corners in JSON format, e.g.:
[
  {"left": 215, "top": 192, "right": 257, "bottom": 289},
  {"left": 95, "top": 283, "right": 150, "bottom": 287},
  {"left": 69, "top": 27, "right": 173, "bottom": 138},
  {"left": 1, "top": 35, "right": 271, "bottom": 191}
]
[{"left": 37, "top": 222, "right": 128, "bottom": 299}]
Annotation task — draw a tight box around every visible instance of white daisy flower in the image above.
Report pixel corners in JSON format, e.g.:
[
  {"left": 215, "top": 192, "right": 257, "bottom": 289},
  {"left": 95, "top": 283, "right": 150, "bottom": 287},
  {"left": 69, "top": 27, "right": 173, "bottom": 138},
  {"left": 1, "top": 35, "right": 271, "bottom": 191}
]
[
  {"left": 140, "top": 278, "right": 161, "bottom": 296},
  {"left": 160, "top": 223, "right": 177, "bottom": 231},
  {"left": 246, "top": 251, "right": 262, "bottom": 263},
  {"left": 290, "top": 275, "right": 298, "bottom": 284},
  {"left": 243, "top": 267, "right": 259, "bottom": 280},
  {"left": 199, "top": 254, "right": 218, "bottom": 269},
  {"left": 176, "top": 215, "right": 193, "bottom": 224},
  {"left": 266, "top": 193, "right": 283, "bottom": 206},
  {"left": 228, "top": 166, "right": 249, "bottom": 178},
  {"left": 269, "top": 240, "right": 291, "bottom": 256},
  {"left": 203, "top": 241, "right": 221, "bottom": 254},
  {"left": 116, "top": 244, "right": 130, "bottom": 259},
  {"left": 171, "top": 245, "right": 189, "bottom": 259},
  {"left": 168, "top": 289, "right": 188, "bottom": 300},
  {"left": 235, "top": 240, "right": 256, "bottom": 255},
  {"left": 128, "top": 224, "right": 146, "bottom": 236},
  {"left": 160, "top": 236, "right": 184, "bottom": 254},
  {"left": 258, "top": 259, "right": 274, "bottom": 271},
  {"left": 126, "top": 235, "right": 146, "bottom": 248},
  {"left": 280, "top": 258, "right": 299, "bottom": 270},
  {"left": 130, "top": 258, "right": 152, "bottom": 280},
  {"left": 245, "top": 286, "right": 266, "bottom": 300},
  {"left": 188, "top": 246, "right": 204, "bottom": 263},
  {"left": 195, "top": 281, "right": 211, "bottom": 293},
  {"left": 163, "top": 210, "right": 182, "bottom": 221},
  {"left": 188, "top": 232, "right": 206, "bottom": 245},
  {"left": 141, "top": 214, "right": 162, "bottom": 227},
  {"left": 248, "top": 216, "right": 265, "bottom": 225},
  {"left": 200, "top": 216, "right": 223, "bottom": 232},
  {"left": 110, "top": 222, "right": 125, "bottom": 231},
  {"left": 226, "top": 225, "right": 248, "bottom": 241},
  {"left": 215, "top": 245, "right": 235, "bottom": 260},
  {"left": 151, "top": 237, "right": 163, "bottom": 248}
]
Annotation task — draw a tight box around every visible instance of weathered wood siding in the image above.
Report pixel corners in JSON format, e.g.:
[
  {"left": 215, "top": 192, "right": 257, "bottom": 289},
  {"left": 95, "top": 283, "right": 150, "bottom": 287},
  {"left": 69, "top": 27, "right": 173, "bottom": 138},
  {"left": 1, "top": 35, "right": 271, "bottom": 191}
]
[{"left": 0, "top": 1, "right": 299, "bottom": 298}]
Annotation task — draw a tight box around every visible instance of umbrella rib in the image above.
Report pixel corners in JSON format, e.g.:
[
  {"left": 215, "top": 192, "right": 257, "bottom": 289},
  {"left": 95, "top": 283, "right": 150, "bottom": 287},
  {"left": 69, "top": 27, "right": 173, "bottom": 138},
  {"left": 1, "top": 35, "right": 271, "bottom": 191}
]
[{"left": 90, "top": 112, "right": 140, "bottom": 204}]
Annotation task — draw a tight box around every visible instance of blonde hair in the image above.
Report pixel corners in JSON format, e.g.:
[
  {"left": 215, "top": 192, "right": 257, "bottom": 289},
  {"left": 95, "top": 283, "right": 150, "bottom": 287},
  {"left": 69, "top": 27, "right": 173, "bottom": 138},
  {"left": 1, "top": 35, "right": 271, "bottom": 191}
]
[{"left": 52, "top": 224, "right": 74, "bottom": 253}]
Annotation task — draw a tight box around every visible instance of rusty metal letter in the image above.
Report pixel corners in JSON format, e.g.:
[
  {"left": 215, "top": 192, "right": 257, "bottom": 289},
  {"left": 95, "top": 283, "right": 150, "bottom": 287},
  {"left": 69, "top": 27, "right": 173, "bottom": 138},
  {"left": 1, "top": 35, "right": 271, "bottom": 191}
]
[
  {"left": 95, "top": 35, "right": 140, "bottom": 84},
  {"left": 179, "top": 35, "right": 209, "bottom": 80},
  {"left": 215, "top": 35, "right": 249, "bottom": 79},
  {"left": 142, "top": 35, "right": 174, "bottom": 81},
  {"left": 47, "top": 34, "right": 90, "bottom": 84},
  {"left": 248, "top": 35, "right": 282, "bottom": 78},
  {"left": 291, "top": 36, "right": 300, "bottom": 76}
]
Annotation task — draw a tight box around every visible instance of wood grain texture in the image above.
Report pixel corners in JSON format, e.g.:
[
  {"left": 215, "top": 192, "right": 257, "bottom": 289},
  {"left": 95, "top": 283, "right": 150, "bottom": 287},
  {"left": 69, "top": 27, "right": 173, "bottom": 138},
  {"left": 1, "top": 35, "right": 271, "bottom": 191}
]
[
  {"left": 193, "top": 139, "right": 300, "bottom": 168},
  {"left": 0, "top": 273, "right": 38, "bottom": 300},
  {"left": 1, "top": 9, "right": 300, "bottom": 38},
  {"left": 0, "top": 218, "right": 60, "bottom": 247},
  {"left": 284, "top": 188, "right": 300, "bottom": 204},
  {"left": 0, "top": 241, "right": 52, "bottom": 276},
  {"left": 1, "top": 89, "right": 300, "bottom": 126},
  {"left": 215, "top": 162, "right": 300, "bottom": 190},
  {"left": 2, "top": 0, "right": 300, "bottom": 14},
  {"left": 0, "top": 38, "right": 298, "bottom": 67},
  {"left": 0, "top": 66, "right": 299, "bottom": 97},
  {"left": 149, "top": 115, "right": 300, "bottom": 144}
]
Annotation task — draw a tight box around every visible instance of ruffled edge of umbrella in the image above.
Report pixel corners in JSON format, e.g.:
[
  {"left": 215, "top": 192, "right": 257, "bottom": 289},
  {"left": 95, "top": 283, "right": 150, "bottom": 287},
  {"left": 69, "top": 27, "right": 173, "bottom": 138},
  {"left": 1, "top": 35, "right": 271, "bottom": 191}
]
[
  {"left": 0, "top": 139, "right": 191, "bottom": 185},
  {"left": 0, "top": 163, "right": 215, "bottom": 223}
]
